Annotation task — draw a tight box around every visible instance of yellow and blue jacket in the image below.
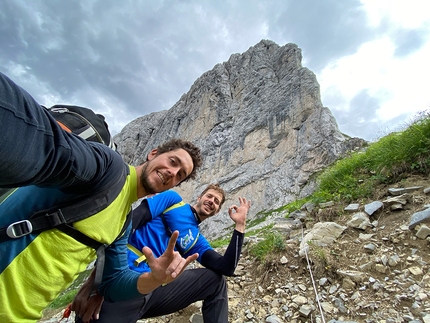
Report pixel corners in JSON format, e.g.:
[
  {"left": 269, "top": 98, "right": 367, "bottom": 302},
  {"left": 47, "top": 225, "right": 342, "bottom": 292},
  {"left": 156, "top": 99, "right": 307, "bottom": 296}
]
[{"left": 0, "top": 159, "right": 140, "bottom": 323}]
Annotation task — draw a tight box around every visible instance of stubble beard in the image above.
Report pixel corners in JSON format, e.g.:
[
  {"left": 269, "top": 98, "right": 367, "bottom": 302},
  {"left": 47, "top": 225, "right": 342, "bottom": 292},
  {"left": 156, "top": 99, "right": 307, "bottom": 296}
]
[
  {"left": 140, "top": 162, "right": 158, "bottom": 195},
  {"left": 197, "top": 200, "right": 213, "bottom": 218}
]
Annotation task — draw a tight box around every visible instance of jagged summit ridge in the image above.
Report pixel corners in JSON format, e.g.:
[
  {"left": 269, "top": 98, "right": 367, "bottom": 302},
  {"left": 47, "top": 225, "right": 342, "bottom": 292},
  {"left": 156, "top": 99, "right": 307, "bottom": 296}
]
[{"left": 114, "top": 39, "right": 364, "bottom": 238}]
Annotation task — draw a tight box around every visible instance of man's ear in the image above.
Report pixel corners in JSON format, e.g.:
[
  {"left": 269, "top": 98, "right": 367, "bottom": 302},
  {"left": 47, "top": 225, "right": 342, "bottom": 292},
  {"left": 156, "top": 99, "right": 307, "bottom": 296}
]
[{"left": 147, "top": 148, "right": 158, "bottom": 161}]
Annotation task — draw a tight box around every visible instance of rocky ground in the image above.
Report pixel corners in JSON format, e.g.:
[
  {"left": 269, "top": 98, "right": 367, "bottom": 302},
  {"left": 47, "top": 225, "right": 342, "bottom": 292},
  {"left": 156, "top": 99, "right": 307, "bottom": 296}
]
[{"left": 43, "top": 175, "right": 430, "bottom": 323}]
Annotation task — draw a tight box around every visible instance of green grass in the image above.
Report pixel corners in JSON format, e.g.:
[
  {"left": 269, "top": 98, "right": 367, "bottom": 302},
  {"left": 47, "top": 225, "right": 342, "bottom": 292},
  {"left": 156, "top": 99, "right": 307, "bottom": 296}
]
[
  {"left": 210, "top": 237, "right": 231, "bottom": 248},
  {"left": 246, "top": 223, "right": 274, "bottom": 237},
  {"left": 248, "top": 232, "right": 285, "bottom": 261},
  {"left": 316, "top": 110, "right": 430, "bottom": 202}
]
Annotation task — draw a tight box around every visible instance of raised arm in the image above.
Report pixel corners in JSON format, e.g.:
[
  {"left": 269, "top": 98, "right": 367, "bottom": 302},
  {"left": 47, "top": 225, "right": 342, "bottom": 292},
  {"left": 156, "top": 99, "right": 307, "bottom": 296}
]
[
  {"left": 0, "top": 72, "right": 111, "bottom": 190},
  {"left": 201, "top": 197, "right": 251, "bottom": 276}
]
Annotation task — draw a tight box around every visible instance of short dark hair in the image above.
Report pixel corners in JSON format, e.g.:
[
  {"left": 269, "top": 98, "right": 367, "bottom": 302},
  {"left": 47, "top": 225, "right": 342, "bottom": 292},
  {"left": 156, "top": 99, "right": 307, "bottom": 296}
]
[
  {"left": 200, "top": 183, "right": 226, "bottom": 209},
  {"left": 156, "top": 139, "right": 203, "bottom": 182}
]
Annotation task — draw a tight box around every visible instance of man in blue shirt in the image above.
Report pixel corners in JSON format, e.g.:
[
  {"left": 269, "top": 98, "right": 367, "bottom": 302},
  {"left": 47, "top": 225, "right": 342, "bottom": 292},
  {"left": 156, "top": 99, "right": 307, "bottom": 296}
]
[{"left": 74, "top": 183, "right": 251, "bottom": 323}]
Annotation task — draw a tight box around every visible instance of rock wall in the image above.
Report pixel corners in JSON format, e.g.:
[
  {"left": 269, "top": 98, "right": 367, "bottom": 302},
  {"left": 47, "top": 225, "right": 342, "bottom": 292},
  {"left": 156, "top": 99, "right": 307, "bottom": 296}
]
[{"left": 114, "top": 39, "right": 365, "bottom": 239}]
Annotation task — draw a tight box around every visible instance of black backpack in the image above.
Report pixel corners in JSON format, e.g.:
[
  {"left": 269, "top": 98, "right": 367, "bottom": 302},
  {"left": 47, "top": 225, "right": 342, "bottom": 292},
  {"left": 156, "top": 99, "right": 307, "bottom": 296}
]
[{"left": 46, "top": 105, "right": 117, "bottom": 150}]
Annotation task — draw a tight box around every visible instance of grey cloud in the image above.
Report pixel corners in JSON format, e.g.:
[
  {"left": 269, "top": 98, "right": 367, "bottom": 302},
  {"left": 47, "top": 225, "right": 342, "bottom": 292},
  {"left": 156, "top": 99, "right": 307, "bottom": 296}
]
[
  {"left": 273, "top": 0, "right": 373, "bottom": 72},
  {"left": 332, "top": 90, "right": 413, "bottom": 141},
  {"left": 332, "top": 90, "right": 379, "bottom": 140},
  {"left": 393, "top": 28, "right": 427, "bottom": 57},
  {"left": 1, "top": 0, "right": 427, "bottom": 142}
]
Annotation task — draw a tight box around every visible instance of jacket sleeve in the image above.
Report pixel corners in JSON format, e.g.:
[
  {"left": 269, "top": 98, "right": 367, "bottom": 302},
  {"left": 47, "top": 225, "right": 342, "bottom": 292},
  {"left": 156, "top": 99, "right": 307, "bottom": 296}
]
[
  {"left": 98, "top": 223, "right": 142, "bottom": 302},
  {"left": 200, "top": 230, "right": 244, "bottom": 276},
  {"left": 0, "top": 72, "right": 113, "bottom": 191}
]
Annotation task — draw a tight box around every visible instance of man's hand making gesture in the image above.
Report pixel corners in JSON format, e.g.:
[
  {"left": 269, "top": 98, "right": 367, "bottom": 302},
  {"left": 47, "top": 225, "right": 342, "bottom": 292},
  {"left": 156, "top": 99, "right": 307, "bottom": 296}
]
[
  {"left": 228, "top": 196, "right": 251, "bottom": 233},
  {"left": 138, "top": 230, "right": 198, "bottom": 293}
]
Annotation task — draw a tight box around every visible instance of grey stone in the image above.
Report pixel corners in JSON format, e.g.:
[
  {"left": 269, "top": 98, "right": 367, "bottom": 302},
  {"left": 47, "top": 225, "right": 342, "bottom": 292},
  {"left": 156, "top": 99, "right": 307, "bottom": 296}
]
[
  {"left": 364, "top": 201, "right": 383, "bottom": 216},
  {"left": 319, "top": 277, "right": 328, "bottom": 286},
  {"left": 337, "top": 269, "right": 367, "bottom": 283},
  {"left": 364, "top": 243, "right": 376, "bottom": 252},
  {"left": 388, "top": 187, "right": 406, "bottom": 195},
  {"left": 345, "top": 203, "right": 360, "bottom": 212},
  {"left": 383, "top": 193, "right": 409, "bottom": 206},
  {"left": 390, "top": 203, "right": 404, "bottom": 211},
  {"left": 388, "top": 254, "right": 400, "bottom": 267},
  {"left": 334, "top": 297, "right": 348, "bottom": 313},
  {"left": 319, "top": 201, "right": 334, "bottom": 208},
  {"left": 266, "top": 314, "right": 284, "bottom": 323},
  {"left": 416, "top": 225, "right": 430, "bottom": 239},
  {"left": 347, "top": 212, "right": 371, "bottom": 230},
  {"left": 190, "top": 313, "right": 204, "bottom": 323},
  {"left": 389, "top": 186, "right": 423, "bottom": 196},
  {"left": 299, "top": 222, "right": 346, "bottom": 257},
  {"left": 299, "top": 304, "right": 312, "bottom": 317},
  {"left": 409, "top": 208, "right": 430, "bottom": 230},
  {"left": 301, "top": 202, "right": 316, "bottom": 212},
  {"left": 289, "top": 210, "right": 307, "bottom": 221}
]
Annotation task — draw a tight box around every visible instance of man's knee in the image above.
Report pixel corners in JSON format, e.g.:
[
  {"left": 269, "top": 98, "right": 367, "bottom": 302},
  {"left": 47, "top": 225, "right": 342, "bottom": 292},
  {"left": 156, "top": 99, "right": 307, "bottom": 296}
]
[
  {"left": 203, "top": 268, "right": 225, "bottom": 284},
  {"left": 201, "top": 269, "right": 227, "bottom": 296}
]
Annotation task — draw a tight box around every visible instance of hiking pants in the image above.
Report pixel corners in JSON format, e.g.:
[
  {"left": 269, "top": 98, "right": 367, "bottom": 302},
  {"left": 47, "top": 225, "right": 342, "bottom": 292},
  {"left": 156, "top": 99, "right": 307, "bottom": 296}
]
[{"left": 76, "top": 268, "right": 228, "bottom": 323}]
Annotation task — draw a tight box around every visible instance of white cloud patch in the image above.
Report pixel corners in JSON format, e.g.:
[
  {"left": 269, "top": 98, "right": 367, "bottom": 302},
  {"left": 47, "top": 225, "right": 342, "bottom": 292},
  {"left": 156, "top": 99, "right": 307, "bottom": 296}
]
[
  {"left": 319, "top": 0, "right": 430, "bottom": 137},
  {"left": 362, "top": 0, "right": 430, "bottom": 29}
]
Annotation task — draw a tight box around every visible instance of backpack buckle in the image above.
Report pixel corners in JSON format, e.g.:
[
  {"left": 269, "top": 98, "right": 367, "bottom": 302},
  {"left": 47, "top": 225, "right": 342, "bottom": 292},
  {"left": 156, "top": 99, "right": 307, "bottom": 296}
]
[{"left": 6, "top": 220, "right": 33, "bottom": 238}]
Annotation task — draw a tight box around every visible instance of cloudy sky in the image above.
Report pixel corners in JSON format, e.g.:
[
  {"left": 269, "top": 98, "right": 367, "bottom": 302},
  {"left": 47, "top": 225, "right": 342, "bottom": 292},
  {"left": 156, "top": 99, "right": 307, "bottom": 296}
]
[{"left": 1, "top": 0, "right": 429, "bottom": 141}]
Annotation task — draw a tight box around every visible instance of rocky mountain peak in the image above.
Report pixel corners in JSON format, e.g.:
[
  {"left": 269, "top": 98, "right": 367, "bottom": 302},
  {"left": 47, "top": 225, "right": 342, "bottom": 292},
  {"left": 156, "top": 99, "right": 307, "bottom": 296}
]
[{"left": 114, "top": 40, "right": 366, "bottom": 239}]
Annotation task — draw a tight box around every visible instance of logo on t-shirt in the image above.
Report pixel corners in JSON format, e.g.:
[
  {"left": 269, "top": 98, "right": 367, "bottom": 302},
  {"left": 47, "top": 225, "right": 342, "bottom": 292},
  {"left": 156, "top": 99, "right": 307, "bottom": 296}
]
[{"left": 180, "top": 229, "right": 195, "bottom": 249}]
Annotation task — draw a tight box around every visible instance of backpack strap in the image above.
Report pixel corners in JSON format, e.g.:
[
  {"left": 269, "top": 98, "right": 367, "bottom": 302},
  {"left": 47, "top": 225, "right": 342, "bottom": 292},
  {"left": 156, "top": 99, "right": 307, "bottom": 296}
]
[
  {"left": 0, "top": 167, "right": 130, "bottom": 294},
  {"left": 0, "top": 167, "right": 128, "bottom": 243},
  {"left": 131, "top": 199, "right": 152, "bottom": 232},
  {"left": 58, "top": 209, "right": 132, "bottom": 294},
  {"left": 0, "top": 188, "right": 17, "bottom": 204}
]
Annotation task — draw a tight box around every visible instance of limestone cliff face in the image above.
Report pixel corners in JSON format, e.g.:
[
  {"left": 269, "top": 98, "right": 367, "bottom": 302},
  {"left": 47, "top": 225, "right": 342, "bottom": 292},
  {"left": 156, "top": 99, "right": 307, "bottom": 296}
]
[{"left": 114, "top": 40, "right": 365, "bottom": 238}]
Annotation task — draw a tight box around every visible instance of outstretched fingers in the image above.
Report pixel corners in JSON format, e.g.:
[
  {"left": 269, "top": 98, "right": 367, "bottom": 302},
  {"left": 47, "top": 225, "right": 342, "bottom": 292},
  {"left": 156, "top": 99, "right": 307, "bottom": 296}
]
[
  {"left": 228, "top": 197, "right": 251, "bottom": 216},
  {"left": 141, "top": 230, "right": 198, "bottom": 284},
  {"left": 238, "top": 196, "right": 251, "bottom": 209},
  {"left": 164, "top": 231, "right": 198, "bottom": 278},
  {"left": 166, "top": 230, "right": 180, "bottom": 254},
  {"left": 167, "top": 252, "right": 199, "bottom": 279}
]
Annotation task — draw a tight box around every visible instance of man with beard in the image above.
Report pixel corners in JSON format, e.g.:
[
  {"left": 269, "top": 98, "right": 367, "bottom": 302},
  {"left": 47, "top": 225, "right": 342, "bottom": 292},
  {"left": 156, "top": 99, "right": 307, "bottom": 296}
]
[
  {"left": 0, "top": 72, "right": 203, "bottom": 323},
  {"left": 73, "top": 183, "right": 251, "bottom": 323}
]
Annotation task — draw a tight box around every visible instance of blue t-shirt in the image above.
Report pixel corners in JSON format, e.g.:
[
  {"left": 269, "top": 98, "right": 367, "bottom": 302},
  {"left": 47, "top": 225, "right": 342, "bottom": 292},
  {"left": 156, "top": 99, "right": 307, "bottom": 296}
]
[{"left": 128, "top": 190, "right": 213, "bottom": 273}]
